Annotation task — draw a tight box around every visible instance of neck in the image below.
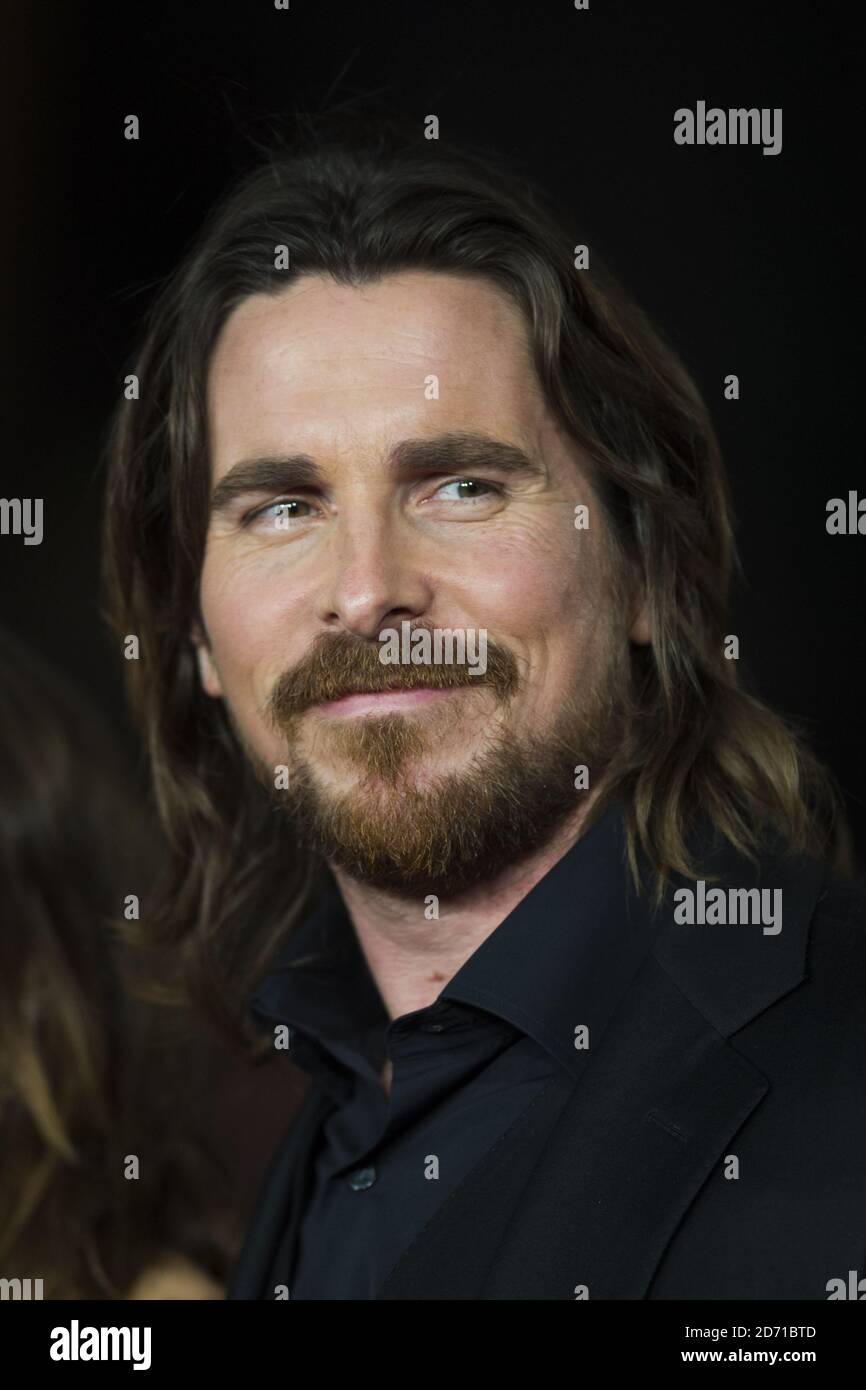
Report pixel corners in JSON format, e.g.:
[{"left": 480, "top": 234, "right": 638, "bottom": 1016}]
[{"left": 330, "top": 784, "right": 607, "bottom": 1023}]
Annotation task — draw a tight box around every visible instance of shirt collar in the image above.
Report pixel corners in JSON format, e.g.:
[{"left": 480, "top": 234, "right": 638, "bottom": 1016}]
[
  {"left": 248, "top": 798, "right": 666, "bottom": 1082},
  {"left": 440, "top": 798, "right": 664, "bottom": 1076}
]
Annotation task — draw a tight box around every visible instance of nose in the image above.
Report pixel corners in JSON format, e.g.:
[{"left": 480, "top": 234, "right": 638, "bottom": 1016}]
[{"left": 315, "top": 512, "right": 434, "bottom": 641}]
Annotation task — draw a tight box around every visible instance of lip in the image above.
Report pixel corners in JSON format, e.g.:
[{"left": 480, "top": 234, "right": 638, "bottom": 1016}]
[{"left": 310, "top": 688, "right": 459, "bottom": 718}]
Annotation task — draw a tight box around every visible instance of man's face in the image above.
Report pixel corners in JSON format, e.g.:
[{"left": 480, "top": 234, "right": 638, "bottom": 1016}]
[{"left": 196, "top": 270, "right": 646, "bottom": 894}]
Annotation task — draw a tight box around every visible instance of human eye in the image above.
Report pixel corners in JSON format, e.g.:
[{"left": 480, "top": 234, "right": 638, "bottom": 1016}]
[
  {"left": 431, "top": 477, "right": 503, "bottom": 503},
  {"left": 242, "top": 497, "right": 317, "bottom": 528}
]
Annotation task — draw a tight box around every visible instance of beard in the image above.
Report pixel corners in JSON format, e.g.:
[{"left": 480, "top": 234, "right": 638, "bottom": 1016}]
[{"left": 241, "top": 625, "right": 633, "bottom": 898}]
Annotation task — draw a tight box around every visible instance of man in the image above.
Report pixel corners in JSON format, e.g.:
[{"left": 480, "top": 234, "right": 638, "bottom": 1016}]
[{"left": 102, "top": 112, "right": 865, "bottom": 1299}]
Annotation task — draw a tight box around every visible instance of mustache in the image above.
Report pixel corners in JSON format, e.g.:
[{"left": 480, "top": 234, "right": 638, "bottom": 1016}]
[{"left": 267, "top": 626, "right": 519, "bottom": 726}]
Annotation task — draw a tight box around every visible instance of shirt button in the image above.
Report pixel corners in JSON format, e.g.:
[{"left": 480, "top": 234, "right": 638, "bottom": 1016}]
[
  {"left": 421, "top": 1022, "right": 446, "bottom": 1033},
  {"left": 348, "top": 1166, "right": 377, "bottom": 1191}
]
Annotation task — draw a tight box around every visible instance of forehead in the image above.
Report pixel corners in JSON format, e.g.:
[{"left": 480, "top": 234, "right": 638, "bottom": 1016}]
[{"left": 205, "top": 271, "right": 548, "bottom": 468}]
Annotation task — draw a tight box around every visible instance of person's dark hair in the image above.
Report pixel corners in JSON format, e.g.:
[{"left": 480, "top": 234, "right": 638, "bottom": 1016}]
[
  {"left": 101, "top": 107, "right": 849, "bottom": 1045},
  {"left": 0, "top": 627, "right": 240, "bottom": 1297}
]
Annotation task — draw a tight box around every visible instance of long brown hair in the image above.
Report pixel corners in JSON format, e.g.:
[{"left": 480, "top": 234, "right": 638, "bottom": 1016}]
[
  {"left": 0, "top": 628, "right": 240, "bottom": 1297},
  {"left": 101, "top": 108, "right": 848, "bottom": 1047}
]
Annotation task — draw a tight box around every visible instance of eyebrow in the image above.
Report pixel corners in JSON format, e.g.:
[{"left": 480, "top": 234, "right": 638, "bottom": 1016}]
[{"left": 209, "top": 432, "right": 546, "bottom": 515}]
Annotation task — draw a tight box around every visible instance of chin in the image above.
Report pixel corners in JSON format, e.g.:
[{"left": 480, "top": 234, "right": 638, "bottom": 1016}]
[{"left": 334, "top": 747, "right": 480, "bottom": 791}]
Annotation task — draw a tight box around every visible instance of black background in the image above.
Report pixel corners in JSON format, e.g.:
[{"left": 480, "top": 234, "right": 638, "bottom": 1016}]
[{"left": 3, "top": 0, "right": 863, "bottom": 854}]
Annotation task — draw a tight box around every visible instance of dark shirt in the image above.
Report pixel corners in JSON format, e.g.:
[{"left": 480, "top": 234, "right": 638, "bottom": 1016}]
[{"left": 248, "top": 799, "right": 663, "bottom": 1299}]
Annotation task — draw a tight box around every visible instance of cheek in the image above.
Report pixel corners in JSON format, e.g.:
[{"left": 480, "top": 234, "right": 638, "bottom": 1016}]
[
  {"left": 466, "top": 532, "right": 611, "bottom": 716},
  {"left": 464, "top": 529, "right": 589, "bottom": 638},
  {"left": 199, "top": 551, "right": 276, "bottom": 694},
  {"left": 200, "top": 547, "right": 324, "bottom": 722}
]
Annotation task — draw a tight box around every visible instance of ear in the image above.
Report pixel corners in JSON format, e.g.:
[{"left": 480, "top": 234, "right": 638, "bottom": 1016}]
[
  {"left": 190, "top": 620, "right": 224, "bottom": 698},
  {"left": 629, "top": 598, "right": 652, "bottom": 646}
]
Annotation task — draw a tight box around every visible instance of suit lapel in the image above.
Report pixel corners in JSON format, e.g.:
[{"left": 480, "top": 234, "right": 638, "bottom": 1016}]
[
  {"left": 376, "top": 1066, "right": 578, "bottom": 1298},
  {"left": 377, "top": 846, "right": 825, "bottom": 1300},
  {"left": 377, "top": 954, "right": 768, "bottom": 1298},
  {"left": 483, "top": 956, "right": 769, "bottom": 1298}
]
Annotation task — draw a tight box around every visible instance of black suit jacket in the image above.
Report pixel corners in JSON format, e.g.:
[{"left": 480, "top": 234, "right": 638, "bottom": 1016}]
[{"left": 228, "top": 835, "right": 866, "bottom": 1300}]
